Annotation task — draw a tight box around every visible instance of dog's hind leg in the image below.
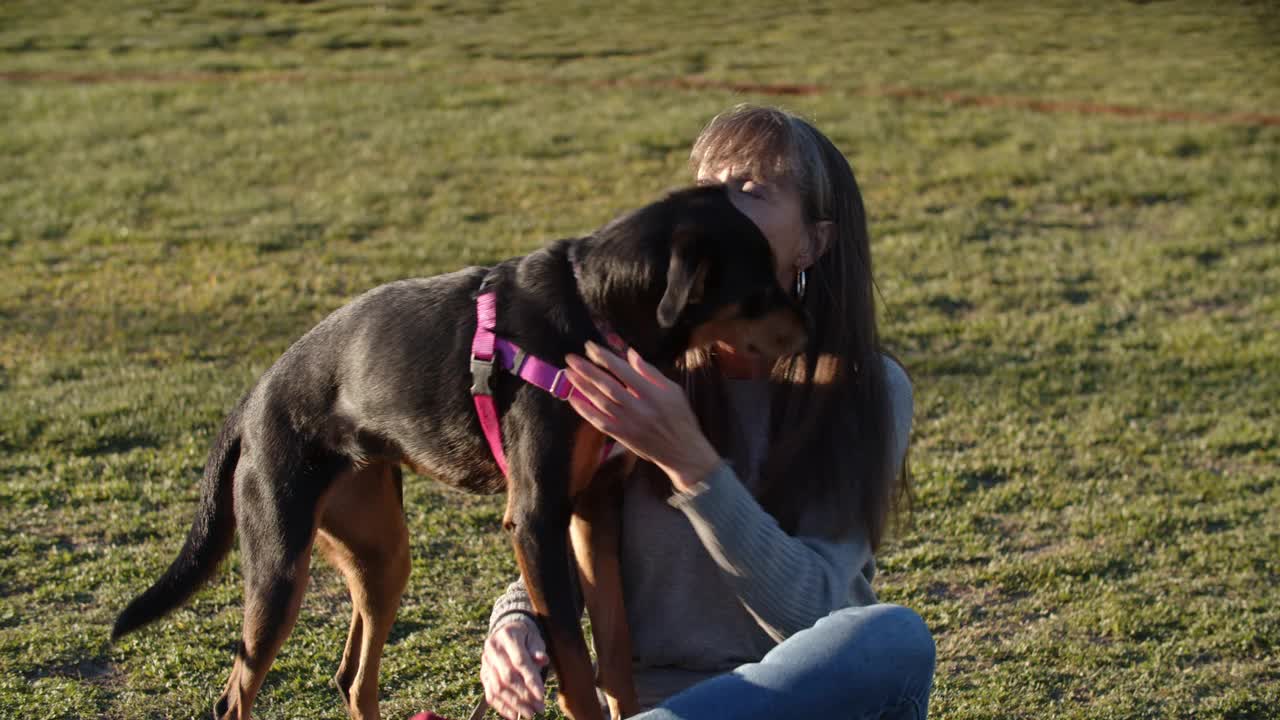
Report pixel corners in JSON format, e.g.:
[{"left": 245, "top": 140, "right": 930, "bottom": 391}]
[
  {"left": 213, "top": 453, "right": 336, "bottom": 720},
  {"left": 315, "top": 462, "right": 410, "bottom": 720}
]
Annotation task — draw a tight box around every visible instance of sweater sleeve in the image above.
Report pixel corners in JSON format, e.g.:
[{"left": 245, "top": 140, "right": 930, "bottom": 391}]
[
  {"left": 487, "top": 565, "right": 587, "bottom": 637},
  {"left": 668, "top": 358, "right": 914, "bottom": 642},
  {"left": 488, "top": 577, "right": 539, "bottom": 635},
  {"left": 667, "top": 465, "right": 866, "bottom": 641}
]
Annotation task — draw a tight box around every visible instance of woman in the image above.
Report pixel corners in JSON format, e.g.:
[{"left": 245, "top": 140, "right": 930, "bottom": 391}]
[{"left": 480, "top": 105, "right": 934, "bottom": 719}]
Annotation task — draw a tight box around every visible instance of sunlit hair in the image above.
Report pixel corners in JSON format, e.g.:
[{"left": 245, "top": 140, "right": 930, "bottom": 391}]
[{"left": 678, "top": 104, "right": 911, "bottom": 547}]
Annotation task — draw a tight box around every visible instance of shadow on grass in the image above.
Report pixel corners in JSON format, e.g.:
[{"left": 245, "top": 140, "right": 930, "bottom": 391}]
[
  {"left": 23, "top": 654, "right": 123, "bottom": 688},
  {"left": 957, "top": 467, "right": 1011, "bottom": 492},
  {"left": 77, "top": 432, "right": 162, "bottom": 457}
]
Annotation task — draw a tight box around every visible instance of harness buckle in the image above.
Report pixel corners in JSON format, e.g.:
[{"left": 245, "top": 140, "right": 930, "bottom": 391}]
[
  {"left": 548, "top": 369, "right": 570, "bottom": 401},
  {"left": 470, "top": 354, "right": 495, "bottom": 396}
]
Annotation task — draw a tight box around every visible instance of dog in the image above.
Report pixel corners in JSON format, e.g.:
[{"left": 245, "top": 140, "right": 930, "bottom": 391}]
[{"left": 110, "top": 184, "right": 807, "bottom": 720}]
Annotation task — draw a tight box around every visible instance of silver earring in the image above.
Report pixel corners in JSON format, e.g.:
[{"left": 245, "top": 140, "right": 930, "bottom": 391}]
[{"left": 794, "top": 268, "right": 807, "bottom": 301}]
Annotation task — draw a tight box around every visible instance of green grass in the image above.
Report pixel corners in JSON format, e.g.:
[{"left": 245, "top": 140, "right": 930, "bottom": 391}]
[{"left": 1, "top": 2, "right": 1277, "bottom": 718}]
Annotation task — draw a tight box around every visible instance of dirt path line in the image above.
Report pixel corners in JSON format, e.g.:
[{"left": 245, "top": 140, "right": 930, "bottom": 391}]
[{"left": 3, "top": 69, "right": 1277, "bottom": 128}]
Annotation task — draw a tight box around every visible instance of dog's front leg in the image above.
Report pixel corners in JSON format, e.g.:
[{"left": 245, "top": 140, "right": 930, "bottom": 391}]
[
  {"left": 503, "top": 422, "right": 605, "bottom": 720},
  {"left": 570, "top": 454, "right": 639, "bottom": 720}
]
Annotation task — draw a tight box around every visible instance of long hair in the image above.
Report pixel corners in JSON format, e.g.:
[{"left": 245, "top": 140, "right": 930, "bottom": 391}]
[{"left": 681, "top": 104, "right": 910, "bottom": 549}]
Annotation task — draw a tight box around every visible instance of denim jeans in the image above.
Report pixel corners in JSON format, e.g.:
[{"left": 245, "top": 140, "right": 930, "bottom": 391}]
[{"left": 628, "top": 604, "right": 935, "bottom": 720}]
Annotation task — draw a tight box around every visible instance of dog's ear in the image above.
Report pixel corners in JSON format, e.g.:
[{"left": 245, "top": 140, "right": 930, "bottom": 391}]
[{"left": 657, "top": 223, "right": 709, "bottom": 328}]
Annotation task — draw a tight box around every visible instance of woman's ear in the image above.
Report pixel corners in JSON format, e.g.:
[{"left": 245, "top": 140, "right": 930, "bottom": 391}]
[{"left": 798, "top": 221, "right": 835, "bottom": 270}]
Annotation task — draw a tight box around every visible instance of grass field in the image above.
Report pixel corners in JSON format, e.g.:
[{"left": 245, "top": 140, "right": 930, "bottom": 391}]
[{"left": 1, "top": 2, "right": 1278, "bottom": 718}]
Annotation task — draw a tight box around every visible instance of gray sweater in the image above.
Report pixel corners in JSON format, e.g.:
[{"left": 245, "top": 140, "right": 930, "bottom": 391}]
[{"left": 488, "top": 357, "right": 913, "bottom": 709}]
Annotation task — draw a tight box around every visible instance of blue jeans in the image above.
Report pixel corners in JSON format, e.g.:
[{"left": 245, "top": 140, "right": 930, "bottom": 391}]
[{"left": 629, "top": 604, "right": 935, "bottom": 720}]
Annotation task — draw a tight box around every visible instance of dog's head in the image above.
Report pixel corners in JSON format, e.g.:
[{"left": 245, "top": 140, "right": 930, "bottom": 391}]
[
  {"left": 585, "top": 185, "right": 806, "bottom": 363},
  {"left": 649, "top": 185, "right": 807, "bottom": 360}
]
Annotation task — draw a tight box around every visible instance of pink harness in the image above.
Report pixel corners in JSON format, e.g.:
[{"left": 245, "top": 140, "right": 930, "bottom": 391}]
[{"left": 470, "top": 290, "right": 618, "bottom": 477}]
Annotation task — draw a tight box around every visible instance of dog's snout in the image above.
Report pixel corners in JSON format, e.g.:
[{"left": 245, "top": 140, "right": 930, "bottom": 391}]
[
  {"left": 776, "top": 317, "right": 807, "bottom": 355},
  {"left": 778, "top": 327, "right": 806, "bottom": 355},
  {"left": 746, "top": 307, "right": 807, "bottom": 357}
]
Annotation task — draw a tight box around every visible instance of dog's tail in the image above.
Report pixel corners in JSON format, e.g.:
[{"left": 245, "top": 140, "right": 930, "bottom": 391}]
[{"left": 111, "top": 395, "right": 246, "bottom": 641}]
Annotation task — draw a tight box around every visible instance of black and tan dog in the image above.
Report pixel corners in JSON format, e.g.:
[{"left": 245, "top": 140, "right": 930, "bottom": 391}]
[{"left": 110, "top": 185, "right": 806, "bottom": 720}]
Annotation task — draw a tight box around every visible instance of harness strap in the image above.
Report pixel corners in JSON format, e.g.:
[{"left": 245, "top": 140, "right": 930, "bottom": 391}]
[
  {"left": 495, "top": 337, "right": 582, "bottom": 402},
  {"left": 471, "top": 292, "right": 510, "bottom": 477},
  {"left": 472, "top": 290, "right": 621, "bottom": 478}
]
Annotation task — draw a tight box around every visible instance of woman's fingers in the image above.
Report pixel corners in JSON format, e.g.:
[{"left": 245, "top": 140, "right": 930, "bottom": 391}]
[
  {"left": 626, "top": 345, "right": 671, "bottom": 387},
  {"left": 584, "top": 342, "right": 653, "bottom": 396},
  {"left": 566, "top": 342, "right": 685, "bottom": 439},
  {"left": 567, "top": 342, "right": 677, "bottom": 411},
  {"left": 496, "top": 630, "right": 545, "bottom": 703},
  {"left": 564, "top": 341, "right": 718, "bottom": 492},
  {"left": 526, "top": 627, "right": 550, "bottom": 665},
  {"left": 591, "top": 342, "right": 680, "bottom": 400},
  {"left": 492, "top": 693, "right": 531, "bottom": 720},
  {"left": 567, "top": 384, "right": 619, "bottom": 436},
  {"left": 479, "top": 663, "right": 508, "bottom": 716},
  {"left": 482, "top": 660, "right": 538, "bottom": 719},
  {"left": 565, "top": 354, "right": 630, "bottom": 407},
  {"left": 481, "top": 627, "right": 546, "bottom": 719}
]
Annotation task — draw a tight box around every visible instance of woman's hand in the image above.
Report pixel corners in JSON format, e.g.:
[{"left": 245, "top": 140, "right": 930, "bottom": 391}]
[
  {"left": 565, "top": 342, "right": 721, "bottom": 492},
  {"left": 480, "top": 619, "right": 549, "bottom": 719}
]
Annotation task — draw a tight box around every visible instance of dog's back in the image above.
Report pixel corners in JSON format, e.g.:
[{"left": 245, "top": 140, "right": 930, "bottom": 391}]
[{"left": 258, "top": 266, "right": 505, "bottom": 491}]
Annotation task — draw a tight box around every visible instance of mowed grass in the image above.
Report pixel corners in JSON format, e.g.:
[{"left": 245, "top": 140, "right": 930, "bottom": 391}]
[{"left": 1, "top": 2, "right": 1277, "bottom": 718}]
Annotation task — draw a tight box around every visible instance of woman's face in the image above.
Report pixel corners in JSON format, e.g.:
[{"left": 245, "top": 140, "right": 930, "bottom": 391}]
[{"left": 696, "top": 164, "right": 824, "bottom": 290}]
